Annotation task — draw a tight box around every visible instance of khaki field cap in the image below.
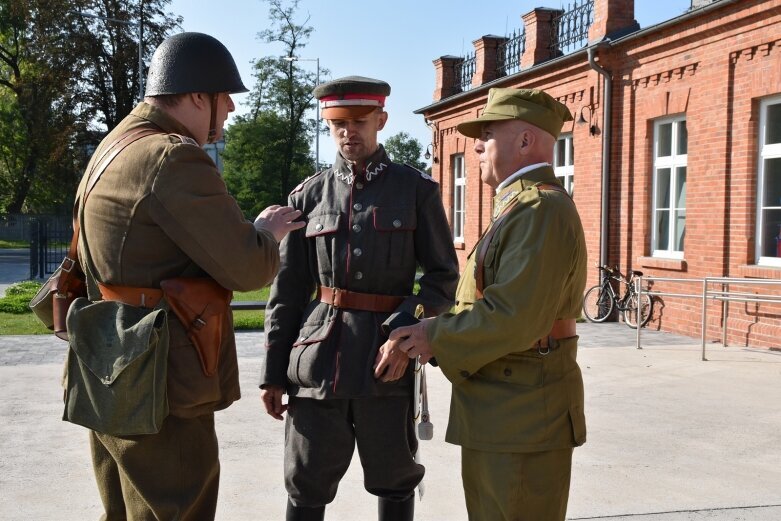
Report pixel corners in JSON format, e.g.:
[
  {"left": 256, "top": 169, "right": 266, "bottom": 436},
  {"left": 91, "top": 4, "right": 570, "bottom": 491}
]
[
  {"left": 457, "top": 88, "right": 573, "bottom": 139},
  {"left": 314, "top": 76, "right": 391, "bottom": 119}
]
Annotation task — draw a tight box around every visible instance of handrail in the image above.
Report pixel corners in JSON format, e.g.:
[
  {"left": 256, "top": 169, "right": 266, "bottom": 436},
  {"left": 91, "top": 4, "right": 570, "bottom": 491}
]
[{"left": 634, "top": 275, "right": 781, "bottom": 360}]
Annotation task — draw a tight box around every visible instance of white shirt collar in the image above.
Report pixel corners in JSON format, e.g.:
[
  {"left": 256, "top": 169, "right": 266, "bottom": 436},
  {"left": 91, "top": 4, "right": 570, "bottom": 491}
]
[{"left": 496, "top": 162, "right": 552, "bottom": 191}]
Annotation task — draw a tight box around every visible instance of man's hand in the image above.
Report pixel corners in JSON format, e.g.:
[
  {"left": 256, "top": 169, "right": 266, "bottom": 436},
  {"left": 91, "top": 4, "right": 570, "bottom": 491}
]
[
  {"left": 388, "top": 319, "right": 435, "bottom": 364},
  {"left": 373, "top": 342, "right": 410, "bottom": 382},
  {"left": 260, "top": 385, "right": 288, "bottom": 420},
  {"left": 254, "top": 205, "right": 305, "bottom": 243}
]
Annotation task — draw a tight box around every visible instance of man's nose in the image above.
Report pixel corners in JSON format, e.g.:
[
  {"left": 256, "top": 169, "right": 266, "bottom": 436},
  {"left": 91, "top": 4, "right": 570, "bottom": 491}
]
[
  {"left": 474, "top": 140, "right": 485, "bottom": 153},
  {"left": 227, "top": 95, "right": 235, "bottom": 113}
]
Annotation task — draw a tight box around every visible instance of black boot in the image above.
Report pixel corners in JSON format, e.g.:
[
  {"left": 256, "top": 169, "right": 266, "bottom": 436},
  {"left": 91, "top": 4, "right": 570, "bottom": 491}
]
[
  {"left": 378, "top": 493, "right": 414, "bottom": 521},
  {"left": 286, "top": 498, "right": 325, "bottom": 521}
]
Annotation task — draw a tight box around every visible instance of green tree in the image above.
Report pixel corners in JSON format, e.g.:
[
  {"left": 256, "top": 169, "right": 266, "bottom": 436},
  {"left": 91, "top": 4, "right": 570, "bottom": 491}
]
[
  {"left": 384, "top": 132, "right": 426, "bottom": 171},
  {"left": 222, "top": 111, "right": 310, "bottom": 218},
  {"left": 235, "top": 0, "right": 327, "bottom": 204}
]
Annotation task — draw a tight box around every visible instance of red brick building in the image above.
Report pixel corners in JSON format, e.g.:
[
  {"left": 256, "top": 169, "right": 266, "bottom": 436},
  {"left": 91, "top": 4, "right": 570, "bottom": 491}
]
[{"left": 415, "top": 0, "right": 781, "bottom": 347}]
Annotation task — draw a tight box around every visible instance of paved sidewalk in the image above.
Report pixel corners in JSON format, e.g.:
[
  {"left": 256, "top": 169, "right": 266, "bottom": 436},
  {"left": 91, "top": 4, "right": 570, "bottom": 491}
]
[{"left": 1, "top": 323, "right": 780, "bottom": 520}]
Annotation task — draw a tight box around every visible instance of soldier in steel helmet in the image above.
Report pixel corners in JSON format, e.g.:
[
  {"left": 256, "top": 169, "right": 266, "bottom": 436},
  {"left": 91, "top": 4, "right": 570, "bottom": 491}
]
[
  {"left": 74, "top": 32, "right": 304, "bottom": 520},
  {"left": 260, "top": 76, "right": 459, "bottom": 521},
  {"left": 387, "top": 88, "right": 588, "bottom": 521}
]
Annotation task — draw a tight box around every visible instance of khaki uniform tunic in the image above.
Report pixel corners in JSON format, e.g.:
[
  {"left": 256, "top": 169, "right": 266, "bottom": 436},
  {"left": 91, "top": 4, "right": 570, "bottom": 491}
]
[
  {"left": 428, "top": 166, "right": 588, "bottom": 453},
  {"left": 76, "top": 102, "right": 280, "bottom": 418}
]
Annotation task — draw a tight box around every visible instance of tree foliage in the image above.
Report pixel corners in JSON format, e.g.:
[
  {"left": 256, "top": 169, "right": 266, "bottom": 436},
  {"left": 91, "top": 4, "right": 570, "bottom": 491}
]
[
  {"left": 223, "top": 0, "right": 325, "bottom": 213},
  {"left": 0, "top": 0, "right": 179, "bottom": 215},
  {"left": 384, "top": 132, "right": 426, "bottom": 171}
]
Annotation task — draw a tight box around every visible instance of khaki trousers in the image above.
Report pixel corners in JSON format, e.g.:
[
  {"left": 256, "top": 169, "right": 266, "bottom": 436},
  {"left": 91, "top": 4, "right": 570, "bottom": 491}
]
[
  {"left": 461, "top": 447, "right": 573, "bottom": 521},
  {"left": 89, "top": 413, "right": 219, "bottom": 521}
]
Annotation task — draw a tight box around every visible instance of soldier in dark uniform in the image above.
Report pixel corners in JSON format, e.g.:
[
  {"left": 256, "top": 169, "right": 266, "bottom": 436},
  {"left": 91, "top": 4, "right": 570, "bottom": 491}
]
[
  {"left": 389, "top": 88, "right": 588, "bottom": 521},
  {"left": 260, "top": 76, "right": 459, "bottom": 521},
  {"left": 75, "top": 33, "right": 304, "bottom": 520}
]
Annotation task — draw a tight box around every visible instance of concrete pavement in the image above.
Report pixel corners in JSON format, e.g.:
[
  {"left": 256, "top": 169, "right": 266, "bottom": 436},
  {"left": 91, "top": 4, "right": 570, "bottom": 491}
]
[{"left": 1, "top": 323, "right": 780, "bottom": 520}]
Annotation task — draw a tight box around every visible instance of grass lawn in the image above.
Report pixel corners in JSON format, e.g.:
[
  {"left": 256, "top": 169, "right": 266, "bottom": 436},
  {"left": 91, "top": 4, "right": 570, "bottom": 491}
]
[
  {"left": 0, "top": 283, "right": 270, "bottom": 335},
  {"left": 0, "top": 239, "right": 29, "bottom": 249}
]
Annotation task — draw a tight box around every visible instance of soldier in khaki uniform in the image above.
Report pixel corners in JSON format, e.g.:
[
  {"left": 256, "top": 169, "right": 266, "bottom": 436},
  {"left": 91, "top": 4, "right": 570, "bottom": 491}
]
[
  {"left": 388, "top": 88, "right": 587, "bottom": 521},
  {"left": 75, "top": 33, "right": 303, "bottom": 520},
  {"left": 260, "top": 77, "right": 459, "bottom": 521}
]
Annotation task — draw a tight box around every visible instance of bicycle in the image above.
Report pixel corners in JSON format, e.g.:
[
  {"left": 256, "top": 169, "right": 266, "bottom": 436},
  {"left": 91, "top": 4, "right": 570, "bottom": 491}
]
[{"left": 582, "top": 265, "right": 654, "bottom": 328}]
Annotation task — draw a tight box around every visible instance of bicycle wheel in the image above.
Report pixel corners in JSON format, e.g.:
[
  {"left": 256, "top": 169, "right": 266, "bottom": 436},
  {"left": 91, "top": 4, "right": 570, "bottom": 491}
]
[
  {"left": 623, "top": 292, "right": 653, "bottom": 328},
  {"left": 583, "top": 285, "right": 614, "bottom": 323}
]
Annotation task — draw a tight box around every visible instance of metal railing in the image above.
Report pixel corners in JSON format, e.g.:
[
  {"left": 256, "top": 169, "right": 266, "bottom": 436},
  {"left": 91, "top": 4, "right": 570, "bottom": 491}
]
[
  {"left": 455, "top": 51, "right": 476, "bottom": 92},
  {"left": 496, "top": 29, "right": 525, "bottom": 78},
  {"left": 634, "top": 275, "right": 781, "bottom": 360},
  {"left": 550, "top": 0, "right": 594, "bottom": 56}
]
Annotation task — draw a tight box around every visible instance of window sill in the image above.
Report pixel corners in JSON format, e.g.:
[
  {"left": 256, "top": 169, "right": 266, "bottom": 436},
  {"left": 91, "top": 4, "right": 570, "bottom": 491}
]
[
  {"left": 736, "top": 264, "right": 781, "bottom": 279},
  {"left": 454, "top": 241, "right": 465, "bottom": 250},
  {"left": 637, "top": 256, "right": 687, "bottom": 271}
]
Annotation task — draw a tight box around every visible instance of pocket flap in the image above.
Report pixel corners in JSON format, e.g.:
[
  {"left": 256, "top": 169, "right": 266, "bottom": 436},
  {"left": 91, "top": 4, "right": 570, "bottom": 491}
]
[
  {"left": 373, "top": 207, "right": 416, "bottom": 231},
  {"left": 292, "top": 317, "right": 336, "bottom": 346},
  {"left": 305, "top": 213, "right": 340, "bottom": 237},
  {"left": 66, "top": 299, "right": 167, "bottom": 385}
]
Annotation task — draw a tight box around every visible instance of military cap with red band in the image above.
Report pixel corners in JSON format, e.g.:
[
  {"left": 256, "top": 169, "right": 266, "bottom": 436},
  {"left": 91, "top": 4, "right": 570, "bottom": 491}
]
[{"left": 314, "top": 76, "right": 391, "bottom": 119}]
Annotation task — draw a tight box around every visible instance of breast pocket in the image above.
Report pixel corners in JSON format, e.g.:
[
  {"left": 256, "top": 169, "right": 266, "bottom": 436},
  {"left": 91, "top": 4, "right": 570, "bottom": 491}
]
[
  {"left": 373, "top": 206, "right": 417, "bottom": 269},
  {"left": 305, "top": 212, "right": 340, "bottom": 276}
]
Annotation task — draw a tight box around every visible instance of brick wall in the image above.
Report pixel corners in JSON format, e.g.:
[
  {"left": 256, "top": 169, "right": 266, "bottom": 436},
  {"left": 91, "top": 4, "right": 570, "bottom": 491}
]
[{"left": 421, "top": 0, "right": 781, "bottom": 348}]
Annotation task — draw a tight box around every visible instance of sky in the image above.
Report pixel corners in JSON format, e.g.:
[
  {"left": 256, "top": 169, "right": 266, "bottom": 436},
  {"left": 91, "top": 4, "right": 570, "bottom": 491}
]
[{"left": 168, "top": 0, "right": 692, "bottom": 165}]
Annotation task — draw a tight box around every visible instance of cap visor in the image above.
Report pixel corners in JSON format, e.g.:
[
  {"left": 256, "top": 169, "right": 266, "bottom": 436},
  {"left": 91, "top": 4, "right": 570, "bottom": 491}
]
[
  {"left": 456, "top": 114, "right": 514, "bottom": 138},
  {"left": 322, "top": 105, "right": 378, "bottom": 119}
]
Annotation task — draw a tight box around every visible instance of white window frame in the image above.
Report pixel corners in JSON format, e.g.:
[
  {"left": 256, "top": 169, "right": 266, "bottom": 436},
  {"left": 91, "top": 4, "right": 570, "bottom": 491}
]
[
  {"left": 553, "top": 133, "right": 574, "bottom": 194},
  {"left": 651, "top": 116, "right": 687, "bottom": 259},
  {"left": 756, "top": 95, "right": 781, "bottom": 267},
  {"left": 452, "top": 154, "right": 466, "bottom": 243}
]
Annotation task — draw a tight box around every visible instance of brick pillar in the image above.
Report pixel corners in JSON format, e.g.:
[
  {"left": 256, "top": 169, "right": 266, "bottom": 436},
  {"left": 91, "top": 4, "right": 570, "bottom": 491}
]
[
  {"left": 520, "top": 8, "right": 564, "bottom": 69},
  {"left": 588, "top": 0, "right": 640, "bottom": 43},
  {"left": 433, "top": 56, "right": 463, "bottom": 101},
  {"left": 472, "top": 35, "right": 508, "bottom": 88}
]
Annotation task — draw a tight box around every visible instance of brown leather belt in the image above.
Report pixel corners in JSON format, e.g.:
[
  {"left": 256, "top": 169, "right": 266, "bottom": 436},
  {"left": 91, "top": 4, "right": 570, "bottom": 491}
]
[
  {"left": 318, "top": 286, "right": 404, "bottom": 313},
  {"left": 99, "top": 283, "right": 164, "bottom": 309},
  {"left": 535, "top": 318, "right": 577, "bottom": 353}
]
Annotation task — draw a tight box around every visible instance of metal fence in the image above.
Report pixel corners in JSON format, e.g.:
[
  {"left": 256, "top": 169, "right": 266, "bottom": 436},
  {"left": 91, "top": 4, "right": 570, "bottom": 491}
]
[
  {"left": 455, "top": 51, "right": 476, "bottom": 93},
  {"left": 550, "top": 0, "right": 594, "bottom": 56},
  {"left": 496, "top": 28, "right": 526, "bottom": 78},
  {"left": 29, "top": 217, "right": 73, "bottom": 278},
  {"left": 634, "top": 275, "right": 781, "bottom": 360}
]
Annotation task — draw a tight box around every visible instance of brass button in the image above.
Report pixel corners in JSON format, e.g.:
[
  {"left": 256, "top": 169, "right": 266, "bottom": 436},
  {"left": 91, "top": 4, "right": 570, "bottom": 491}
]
[
  {"left": 353, "top": 248, "right": 362, "bottom": 256},
  {"left": 352, "top": 224, "right": 362, "bottom": 233},
  {"left": 392, "top": 219, "right": 402, "bottom": 228},
  {"left": 353, "top": 203, "right": 363, "bottom": 211},
  {"left": 315, "top": 223, "right": 323, "bottom": 231},
  {"left": 355, "top": 271, "right": 364, "bottom": 280}
]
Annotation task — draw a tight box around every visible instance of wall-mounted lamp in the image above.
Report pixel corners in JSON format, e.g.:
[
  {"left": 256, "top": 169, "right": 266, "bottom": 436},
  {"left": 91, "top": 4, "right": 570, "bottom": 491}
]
[
  {"left": 577, "top": 106, "right": 598, "bottom": 136},
  {"left": 424, "top": 144, "right": 438, "bottom": 163}
]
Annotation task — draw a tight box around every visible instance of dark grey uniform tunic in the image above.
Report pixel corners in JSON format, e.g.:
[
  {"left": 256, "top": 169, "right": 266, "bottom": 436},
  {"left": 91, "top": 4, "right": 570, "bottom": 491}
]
[{"left": 261, "top": 145, "right": 458, "bottom": 398}]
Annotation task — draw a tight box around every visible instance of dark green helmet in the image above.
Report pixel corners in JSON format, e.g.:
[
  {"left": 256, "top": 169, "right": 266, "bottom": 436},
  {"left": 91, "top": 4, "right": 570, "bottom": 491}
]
[{"left": 145, "top": 32, "right": 248, "bottom": 96}]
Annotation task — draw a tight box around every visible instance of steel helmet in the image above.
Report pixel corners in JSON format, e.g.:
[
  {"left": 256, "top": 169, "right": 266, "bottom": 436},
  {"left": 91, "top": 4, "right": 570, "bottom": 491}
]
[{"left": 145, "top": 32, "right": 248, "bottom": 96}]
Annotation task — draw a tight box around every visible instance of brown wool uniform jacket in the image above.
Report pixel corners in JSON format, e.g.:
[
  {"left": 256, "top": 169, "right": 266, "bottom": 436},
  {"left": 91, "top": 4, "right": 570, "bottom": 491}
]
[
  {"left": 75, "top": 102, "right": 280, "bottom": 418},
  {"left": 428, "top": 166, "right": 588, "bottom": 453},
  {"left": 261, "top": 146, "right": 459, "bottom": 399}
]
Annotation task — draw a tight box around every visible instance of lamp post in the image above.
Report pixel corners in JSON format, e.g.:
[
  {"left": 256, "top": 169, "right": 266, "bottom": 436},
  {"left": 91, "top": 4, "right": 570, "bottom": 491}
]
[
  {"left": 283, "top": 56, "right": 321, "bottom": 169},
  {"left": 75, "top": 9, "right": 145, "bottom": 101}
]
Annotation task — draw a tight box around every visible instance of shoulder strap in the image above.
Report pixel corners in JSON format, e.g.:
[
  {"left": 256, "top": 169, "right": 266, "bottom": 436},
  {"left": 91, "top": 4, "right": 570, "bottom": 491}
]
[
  {"left": 473, "top": 184, "right": 573, "bottom": 299},
  {"left": 56, "top": 127, "right": 164, "bottom": 294}
]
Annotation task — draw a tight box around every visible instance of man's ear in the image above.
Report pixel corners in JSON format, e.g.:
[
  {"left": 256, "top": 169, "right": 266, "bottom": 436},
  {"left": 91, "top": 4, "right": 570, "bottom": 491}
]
[
  {"left": 377, "top": 110, "right": 388, "bottom": 131},
  {"left": 518, "top": 129, "right": 536, "bottom": 155},
  {"left": 189, "top": 92, "right": 209, "bottom": 110}
]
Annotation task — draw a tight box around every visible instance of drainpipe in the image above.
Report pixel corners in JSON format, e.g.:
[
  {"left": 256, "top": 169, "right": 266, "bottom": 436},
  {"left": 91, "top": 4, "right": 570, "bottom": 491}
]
[{"left": 588, "top": 42, "right": 612, "bottom": 274}]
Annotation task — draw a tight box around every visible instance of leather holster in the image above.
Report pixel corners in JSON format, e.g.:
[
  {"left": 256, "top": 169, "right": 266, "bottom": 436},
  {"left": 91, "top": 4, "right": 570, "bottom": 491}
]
[{"left": 160, "top": 277, "right": 232, "bottom": 377}]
